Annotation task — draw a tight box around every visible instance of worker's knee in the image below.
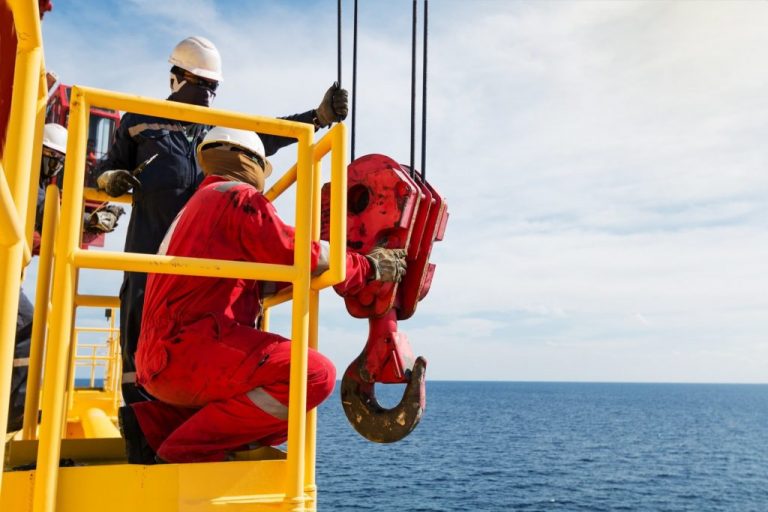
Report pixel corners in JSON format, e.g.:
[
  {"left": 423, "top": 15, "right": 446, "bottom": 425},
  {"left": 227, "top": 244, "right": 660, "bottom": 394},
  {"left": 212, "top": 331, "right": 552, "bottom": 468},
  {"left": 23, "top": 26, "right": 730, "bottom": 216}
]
[{"left": 306, "top": 349, "right": 336, "bottom": 409}]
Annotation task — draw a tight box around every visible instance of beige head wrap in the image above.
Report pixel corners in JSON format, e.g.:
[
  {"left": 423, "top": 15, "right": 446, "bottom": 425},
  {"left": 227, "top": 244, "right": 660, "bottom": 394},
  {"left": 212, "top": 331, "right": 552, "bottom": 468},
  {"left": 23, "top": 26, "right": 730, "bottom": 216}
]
[{"left": 199, "top": 147, "right": 273, "bottom": 192}]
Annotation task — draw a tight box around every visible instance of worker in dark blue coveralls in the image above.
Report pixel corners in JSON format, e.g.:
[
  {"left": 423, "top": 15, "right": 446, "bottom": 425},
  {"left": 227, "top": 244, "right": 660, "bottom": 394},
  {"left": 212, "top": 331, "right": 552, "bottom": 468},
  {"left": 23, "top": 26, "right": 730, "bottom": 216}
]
[
  {"left": 9, "top": 124, "right": 124, "bottom": 432},
  {"left": 95, "top": 36, "right": 349, "bottom": 405}
]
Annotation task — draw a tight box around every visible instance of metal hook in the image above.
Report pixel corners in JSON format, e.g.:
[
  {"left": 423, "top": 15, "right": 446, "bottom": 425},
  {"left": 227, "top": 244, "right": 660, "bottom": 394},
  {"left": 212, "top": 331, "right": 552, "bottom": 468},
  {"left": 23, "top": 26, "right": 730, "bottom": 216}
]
[{"left": 340, "top": 355, "right": 427, "bottom": 443}]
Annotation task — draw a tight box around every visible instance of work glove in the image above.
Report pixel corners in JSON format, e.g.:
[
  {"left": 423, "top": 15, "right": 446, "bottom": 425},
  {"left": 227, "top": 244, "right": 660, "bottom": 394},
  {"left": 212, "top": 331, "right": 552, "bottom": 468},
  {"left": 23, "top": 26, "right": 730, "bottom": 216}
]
[
  {"left": 365, "top": 248, "right": 407, "bottom": 283},
  {"left": 96, "top": 170, "right": 141, "bottom": 197},
  {"left": 315, "top": 82, "right": 349, "bottom": 128},
  {"left": 85, "top": 205, "right": 125, "bottom": 233}
]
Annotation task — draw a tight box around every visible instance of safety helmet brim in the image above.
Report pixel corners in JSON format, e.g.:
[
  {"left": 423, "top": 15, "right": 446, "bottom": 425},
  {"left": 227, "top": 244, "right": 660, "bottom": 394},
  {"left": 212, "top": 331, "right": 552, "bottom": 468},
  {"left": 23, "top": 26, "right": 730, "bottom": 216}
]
[
  {"left": 42, "top": 123, "right": 68, "bottom": 155},
  {"left": 197, "top": 127, "right": 272, "bottom": 176},
  {"left": 169, "top": 36, "right": 223, "bottom": 82}
]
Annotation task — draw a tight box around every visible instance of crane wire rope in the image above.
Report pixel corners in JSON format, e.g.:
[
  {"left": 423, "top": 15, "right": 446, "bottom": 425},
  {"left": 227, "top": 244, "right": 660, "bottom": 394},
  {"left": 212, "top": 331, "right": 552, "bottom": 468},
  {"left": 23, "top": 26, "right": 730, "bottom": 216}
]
[
  {"left": 351, "top": 0, "right": 358, "bottom": 160},
  {"left": 337, "top": 0, "right": 342, "bottom": 86},
  {"left": 343, "top": 0, "right": 428, "bottom": 177},
  {"left": 421, "top": 0, "right": 428, "bottom": 181},
  {"left": 409, "top": 0, "right": 417, "bottom": 178}
]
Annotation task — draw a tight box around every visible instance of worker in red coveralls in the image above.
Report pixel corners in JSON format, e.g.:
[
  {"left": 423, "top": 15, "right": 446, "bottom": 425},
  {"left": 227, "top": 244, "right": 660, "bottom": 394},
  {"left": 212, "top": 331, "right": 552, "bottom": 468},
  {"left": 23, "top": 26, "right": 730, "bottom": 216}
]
[{"left": 118, "top": 127, "right": 407, "bottom": 464}]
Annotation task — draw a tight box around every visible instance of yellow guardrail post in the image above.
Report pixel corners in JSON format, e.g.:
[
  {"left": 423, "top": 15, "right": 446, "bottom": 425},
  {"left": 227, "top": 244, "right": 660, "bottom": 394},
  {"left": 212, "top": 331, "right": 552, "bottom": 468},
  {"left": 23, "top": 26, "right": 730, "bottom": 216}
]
[
  {"left": 33, "top": 85, "right": 87, "bottom": 512},
  {"left": 66, "top": 331, "right": 79, "bottom": 413},
  {"left": 304, "top": 148, "right": 323, "bottom": 511},
  {"left": 284, "top": 125, "right": 314, "bottom": 512},
  {"left": 23, "top": 70, "right": 48, "bottom": 260},
  {"left": 22, "top": 184, "right": 60, "bottom": 439},
  {"left": 313, "top": 124, "right": 348, "bottom": 289},
  {"left": 307, "top": 123, "right": 347, "bottom": 511},
  {"left": 259, "top": 123, "right": 348, "bottom": 511},
  {"left": 0, "top": 0, "right": 44, "bottom": 494}
]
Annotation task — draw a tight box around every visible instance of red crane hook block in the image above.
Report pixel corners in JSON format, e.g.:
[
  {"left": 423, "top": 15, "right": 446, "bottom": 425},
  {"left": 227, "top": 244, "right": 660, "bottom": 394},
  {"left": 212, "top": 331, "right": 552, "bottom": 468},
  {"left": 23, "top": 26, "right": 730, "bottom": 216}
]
[
  {"left": 340, "top": 310, "right": 427, "bottom": 443},
  {"left": 321, "top": 154, "right": 448, "bottom": 442},
  {"left": 323, "top": 154, "right": 422, "bottom": 318}
]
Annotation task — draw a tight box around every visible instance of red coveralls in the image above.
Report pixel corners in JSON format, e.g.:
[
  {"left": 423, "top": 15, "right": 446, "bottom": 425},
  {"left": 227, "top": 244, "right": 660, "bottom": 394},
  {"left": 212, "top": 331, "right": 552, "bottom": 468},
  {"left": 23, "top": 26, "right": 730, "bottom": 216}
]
[{"left": 132, "top": 175, "right": 371, "bottom": 462}]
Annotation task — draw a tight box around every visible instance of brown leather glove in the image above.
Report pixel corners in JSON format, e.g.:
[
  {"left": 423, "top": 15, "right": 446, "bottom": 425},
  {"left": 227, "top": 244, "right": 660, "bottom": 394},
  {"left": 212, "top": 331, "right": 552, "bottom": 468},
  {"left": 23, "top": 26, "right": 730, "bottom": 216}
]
[
  {"left": 315, "top": 82, "right": 349, "bottom": 128},
  {"left": 96, "top": 170, "right": 141, "bottom": 197},
  {"left": 365, "top": 248, "right": 407, "bottom": 283},
  {"left": 85, "top": 205, "right": 125, "bottom": 233}
]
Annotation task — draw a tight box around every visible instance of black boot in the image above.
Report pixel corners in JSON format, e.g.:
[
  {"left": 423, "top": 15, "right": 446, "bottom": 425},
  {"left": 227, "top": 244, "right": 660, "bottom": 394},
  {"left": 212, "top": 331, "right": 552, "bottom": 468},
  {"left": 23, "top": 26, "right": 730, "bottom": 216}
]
[{"left": 118, "top": 405, "right": 157, "bottom": 464}]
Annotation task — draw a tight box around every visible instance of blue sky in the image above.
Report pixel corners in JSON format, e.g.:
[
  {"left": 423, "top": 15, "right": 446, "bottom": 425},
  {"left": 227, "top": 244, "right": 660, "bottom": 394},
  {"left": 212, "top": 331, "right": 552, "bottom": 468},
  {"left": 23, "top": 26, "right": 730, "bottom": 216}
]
[{"left": 26, "top": 0, "right": 768, "bottom": 382}]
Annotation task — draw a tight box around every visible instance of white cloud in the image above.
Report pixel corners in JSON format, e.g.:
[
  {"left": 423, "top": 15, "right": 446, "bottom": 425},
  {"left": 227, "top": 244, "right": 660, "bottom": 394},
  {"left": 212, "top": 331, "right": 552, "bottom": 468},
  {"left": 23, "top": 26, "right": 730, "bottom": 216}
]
[{"left": 36, "top": 0, "right": 768, "bottom": 382}]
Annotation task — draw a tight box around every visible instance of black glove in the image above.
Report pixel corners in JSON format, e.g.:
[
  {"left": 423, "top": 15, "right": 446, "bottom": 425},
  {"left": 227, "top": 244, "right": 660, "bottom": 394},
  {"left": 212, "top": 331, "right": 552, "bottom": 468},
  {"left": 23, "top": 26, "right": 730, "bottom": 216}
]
[
  {"left": 85, "top": 205, "right": 125, "bottom": 233},
  {"left": 365, "top": 248, "right": 407, "bottom": 283},
  {"left": 315, "top": 82, "right": 349, "bottom": 128},
  {"left": 96, "top": 170, "right": 141, "bottom": 197}
]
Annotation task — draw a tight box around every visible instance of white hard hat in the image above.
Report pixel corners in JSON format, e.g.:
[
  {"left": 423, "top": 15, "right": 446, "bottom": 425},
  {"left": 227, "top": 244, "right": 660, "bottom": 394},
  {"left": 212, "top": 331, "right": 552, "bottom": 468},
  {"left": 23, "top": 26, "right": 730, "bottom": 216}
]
[
  {"left": 168, "top": 36, "right": 223, "bottom": 82},
  {"left": 42, "top": 123, "right": 67, "bottom": 155},
  {"left": 198, "top": 127, "right": 266, "bottom": 160}
]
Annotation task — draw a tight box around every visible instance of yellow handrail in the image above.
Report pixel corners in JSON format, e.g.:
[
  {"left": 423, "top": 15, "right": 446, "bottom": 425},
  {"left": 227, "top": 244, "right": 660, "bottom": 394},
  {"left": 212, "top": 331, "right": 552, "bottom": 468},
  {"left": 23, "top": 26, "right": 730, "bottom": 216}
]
[
  {"left": 74, "top": 294, "right": 121, "bottom": 308},
  {"left": 0, "top": 0, "right": 46, "bottom": 491},
  {"left": 22, "top": 185, "right": 60, "bottom": 439},
  {"left": 29, "top": 83, "right": 345, "bottom": 512},
  {"left": 0, "top": 4, "right": 350, "bottom": 507}
]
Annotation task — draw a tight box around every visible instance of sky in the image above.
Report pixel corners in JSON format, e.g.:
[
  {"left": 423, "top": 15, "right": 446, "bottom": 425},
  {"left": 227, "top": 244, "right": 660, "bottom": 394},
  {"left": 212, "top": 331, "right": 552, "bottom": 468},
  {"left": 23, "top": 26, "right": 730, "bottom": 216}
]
[{"left": 25, "top": 0, "right": 768, "bottom": 383}]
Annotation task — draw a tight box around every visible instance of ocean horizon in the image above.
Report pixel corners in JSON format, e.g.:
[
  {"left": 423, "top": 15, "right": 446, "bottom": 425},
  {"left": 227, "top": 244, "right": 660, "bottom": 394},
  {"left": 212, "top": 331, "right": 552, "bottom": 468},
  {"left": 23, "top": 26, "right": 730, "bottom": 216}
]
[
  {"left": 72, "top": 379, "right": 768, "bottom": 511},
  {"left": 315, "top": 381, "right": 768, "bottom": 511}
]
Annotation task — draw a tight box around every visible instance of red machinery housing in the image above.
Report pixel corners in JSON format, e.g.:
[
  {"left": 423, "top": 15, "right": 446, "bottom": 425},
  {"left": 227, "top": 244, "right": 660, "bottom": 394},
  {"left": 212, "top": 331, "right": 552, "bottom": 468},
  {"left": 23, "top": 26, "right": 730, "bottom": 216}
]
[{"left": 321, "top": 154, "right": 448, "bottom": 443}]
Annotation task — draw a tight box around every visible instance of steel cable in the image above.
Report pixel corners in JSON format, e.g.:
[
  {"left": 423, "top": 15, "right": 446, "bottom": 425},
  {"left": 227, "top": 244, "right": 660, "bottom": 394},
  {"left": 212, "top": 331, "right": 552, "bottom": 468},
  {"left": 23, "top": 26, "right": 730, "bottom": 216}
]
[
  {"left": 421, "top": 0, "right": 428, "bottom": 181},
  {"left": 351, "top": 0, "right": 358, "bottom": 161}
]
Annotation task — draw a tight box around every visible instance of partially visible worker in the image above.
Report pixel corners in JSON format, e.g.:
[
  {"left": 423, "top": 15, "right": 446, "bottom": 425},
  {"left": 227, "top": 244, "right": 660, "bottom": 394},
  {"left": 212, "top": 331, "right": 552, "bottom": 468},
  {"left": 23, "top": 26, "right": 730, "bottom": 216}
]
[
  {"left": 8, "top": 124, "right": 123, "bottom": 432},
  {"left": 95, "top": 36, "right": 349, "bottom": 405},
  {"left": 118, "top": 128, "right": 406, "bottom": 463}
]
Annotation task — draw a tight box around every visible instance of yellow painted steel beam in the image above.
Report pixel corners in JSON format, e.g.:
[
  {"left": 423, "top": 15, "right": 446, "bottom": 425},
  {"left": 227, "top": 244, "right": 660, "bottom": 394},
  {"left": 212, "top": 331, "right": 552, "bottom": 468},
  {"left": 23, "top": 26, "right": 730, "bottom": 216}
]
[
  {"left": 263, "top": 285, "right": 292, "bottom": 309},
  {"left": 22, "top": 71, "right": 48, "bottom": 257},
  {"left": 6, "top": 437, "right": 127, "bottom": 469},
  {"left": 263, "top": 125, "right": 336, "bottom": 203},
  {"left": 22, "top": 184, "right": 60, "bottom": 439},
  {"left": 66, "top": 389, "right": 120, "bottom": 425},
  {"left": 263, "top": 124, "right": 349, "bottom": 307},
  {"left": 4, "top": 458, "right": 292, "bottom": 511},
  {"left": 0, "top": 163, "right": 32, "bottom": 265},
  {"left": 310, "top": 123, "right": 347, "bottom": 290},
  {"left": 261, "top": 308, "right": 271, "bottom": 331},
  {"left": 75, "top": 326, "right": 118, "bottom": 333},
  {"left": 0, "top": 0, "right": 45, "bottom": 495},
  {"left": 66, "top": 332, "right": 79, "bottom": 413},
  {"left": 304, "top": 141, "right": 324, "bottom": 511},
  {"left": 33, "top": 86, "right": 88, "bottom": 512},
  {"left": 0, "top": 163, "right": 27, "bottom": 246},
  {"left": 283, "top": 130, "right": 313, "bottom": 511},
  {"left": 82, "top": 187, "right": 132, "bottom": 205},
  {"left": 83, "top": 86, "right": 312, "bottom": 140},
  {"left": 81, "top": 408, "right": 120, "bottom": 439},
  {"left": 74, "top": 249, "right": 298, "bottom": 282},
  {"left": 74, "top": 294, "right": 121, "bottom": 309},
  {"left": 264, "top": 162, "right": 298, "bottom": 203}
]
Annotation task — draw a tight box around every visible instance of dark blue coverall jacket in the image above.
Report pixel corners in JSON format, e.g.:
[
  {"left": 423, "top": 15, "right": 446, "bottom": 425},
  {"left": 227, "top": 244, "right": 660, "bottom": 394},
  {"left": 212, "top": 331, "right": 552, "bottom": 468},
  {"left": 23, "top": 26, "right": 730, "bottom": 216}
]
[{"left": 96, "top": 110, "right": 315, "bottom": 403}]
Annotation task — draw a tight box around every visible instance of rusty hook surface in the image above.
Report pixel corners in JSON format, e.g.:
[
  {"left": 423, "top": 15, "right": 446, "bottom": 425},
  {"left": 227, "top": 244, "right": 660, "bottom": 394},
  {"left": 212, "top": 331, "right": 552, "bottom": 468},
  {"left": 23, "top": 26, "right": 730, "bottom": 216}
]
[{"left": 340, "top": 355, "right": 427, "bottom": 443}]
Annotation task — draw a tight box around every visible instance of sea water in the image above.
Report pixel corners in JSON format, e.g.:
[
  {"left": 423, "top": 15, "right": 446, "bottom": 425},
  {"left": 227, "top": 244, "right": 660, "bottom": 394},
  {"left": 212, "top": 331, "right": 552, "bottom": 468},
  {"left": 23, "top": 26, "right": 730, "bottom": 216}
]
[
  {"left": 315, "top": 382, "right": 768, "bottom": 511},
  {"left": 72, "top": 379, "right": 768, "bottom": 510}
]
